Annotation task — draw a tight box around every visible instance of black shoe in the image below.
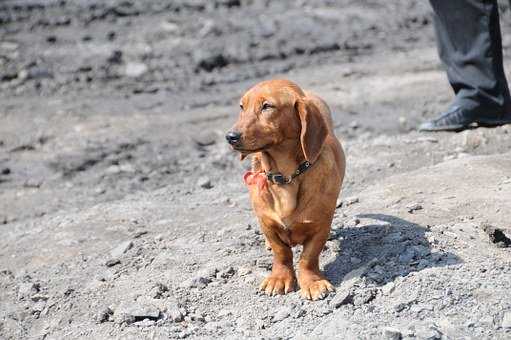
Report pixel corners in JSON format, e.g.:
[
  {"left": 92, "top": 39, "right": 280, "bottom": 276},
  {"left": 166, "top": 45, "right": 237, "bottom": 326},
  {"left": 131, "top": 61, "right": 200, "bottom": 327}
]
[{"left": 418, "top": 106, "right": 511, "bottom": 132}]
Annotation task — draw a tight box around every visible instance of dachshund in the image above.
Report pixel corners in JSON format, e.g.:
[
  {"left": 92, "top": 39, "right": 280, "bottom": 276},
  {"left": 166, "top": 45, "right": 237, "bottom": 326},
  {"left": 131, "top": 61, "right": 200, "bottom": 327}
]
[{"left": 226, "top": 79, "right": 345, "bottom": 300}]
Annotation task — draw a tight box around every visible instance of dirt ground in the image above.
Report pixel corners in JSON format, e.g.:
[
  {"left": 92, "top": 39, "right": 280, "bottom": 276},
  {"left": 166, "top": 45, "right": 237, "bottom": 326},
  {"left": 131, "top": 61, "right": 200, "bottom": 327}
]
[{"left": 1, "top": 1, "right": 511, "bottom": 339}]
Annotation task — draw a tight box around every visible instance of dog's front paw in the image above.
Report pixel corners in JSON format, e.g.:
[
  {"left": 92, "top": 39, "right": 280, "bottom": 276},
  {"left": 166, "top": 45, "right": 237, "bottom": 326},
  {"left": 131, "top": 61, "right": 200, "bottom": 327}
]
[
  {"left": 299, "top": 279, "right": 335, "bottom": 301},
  {"left": 259, "top": 272, "right": 295, "bottom": 296}
]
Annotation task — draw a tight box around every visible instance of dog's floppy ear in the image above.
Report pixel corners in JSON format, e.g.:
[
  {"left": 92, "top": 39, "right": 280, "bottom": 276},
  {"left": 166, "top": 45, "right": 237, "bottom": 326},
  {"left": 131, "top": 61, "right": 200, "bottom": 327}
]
[{"left": 295, "top": 98, "right": 328, "bottom": 163}]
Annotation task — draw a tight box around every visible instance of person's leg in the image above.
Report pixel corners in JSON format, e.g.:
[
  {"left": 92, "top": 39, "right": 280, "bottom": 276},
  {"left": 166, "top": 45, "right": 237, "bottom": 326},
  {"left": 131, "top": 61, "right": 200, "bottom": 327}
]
[{"left": 420, "top": 0, "right": 511, "bottom": 131}]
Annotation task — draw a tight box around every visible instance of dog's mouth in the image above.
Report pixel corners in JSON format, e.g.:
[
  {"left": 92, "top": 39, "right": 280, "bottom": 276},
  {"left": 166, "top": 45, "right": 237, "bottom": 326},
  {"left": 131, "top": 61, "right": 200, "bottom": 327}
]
[{"left": 231, "top": 145, "right": 269, "bottom": 160}]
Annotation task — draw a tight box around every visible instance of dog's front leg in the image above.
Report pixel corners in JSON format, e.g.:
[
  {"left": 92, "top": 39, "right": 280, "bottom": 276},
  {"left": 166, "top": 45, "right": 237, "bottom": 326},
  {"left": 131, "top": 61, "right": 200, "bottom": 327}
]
[
  {"left": 298, "top": 227, "right": 335, "bottom": 300},
  {"left": 259, "top": 224, "right": 295, "bottom": 295}
]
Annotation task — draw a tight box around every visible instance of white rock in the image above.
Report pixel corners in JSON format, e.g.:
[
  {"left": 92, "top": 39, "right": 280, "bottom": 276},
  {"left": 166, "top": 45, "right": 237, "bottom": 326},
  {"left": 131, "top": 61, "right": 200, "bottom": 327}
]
[
  {"left": 125, "top": 62, "right": 148, "bottom": 78},
  {"left": 272, "top": 307, "right": 292, "bottom": 322},
  {"left": 110, "top": 240, "right": 133, "bottom": 258},
  {"left": 502, "top": 312, "right": 511, "bottom": 329}
]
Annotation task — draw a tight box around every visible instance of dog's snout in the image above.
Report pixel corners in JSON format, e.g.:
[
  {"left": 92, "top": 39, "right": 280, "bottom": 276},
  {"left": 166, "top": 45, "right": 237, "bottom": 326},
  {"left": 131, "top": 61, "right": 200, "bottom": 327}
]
[{"left": 225, "top": 131, "right": 242, "bottom": 145}]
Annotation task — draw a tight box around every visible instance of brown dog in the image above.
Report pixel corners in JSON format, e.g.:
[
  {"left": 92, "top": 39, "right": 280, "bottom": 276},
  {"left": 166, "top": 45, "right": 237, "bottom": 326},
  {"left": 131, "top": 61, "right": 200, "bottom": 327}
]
[{"left": 226, "top": 79, "right": 345, "bottom": 300}]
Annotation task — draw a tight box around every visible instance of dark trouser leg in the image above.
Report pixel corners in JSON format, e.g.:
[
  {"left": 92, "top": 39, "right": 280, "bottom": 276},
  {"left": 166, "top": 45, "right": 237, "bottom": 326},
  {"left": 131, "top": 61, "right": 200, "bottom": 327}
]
[{"left": 430, "top": 0, "right": 511, "bottom": 118}]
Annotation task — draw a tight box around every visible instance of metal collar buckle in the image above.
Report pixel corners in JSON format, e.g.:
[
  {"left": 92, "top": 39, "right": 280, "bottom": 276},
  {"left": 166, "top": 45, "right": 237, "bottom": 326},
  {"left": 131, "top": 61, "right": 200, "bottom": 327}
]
[{"left": 266, "top": 161, "right": 312, "bottom": 186}]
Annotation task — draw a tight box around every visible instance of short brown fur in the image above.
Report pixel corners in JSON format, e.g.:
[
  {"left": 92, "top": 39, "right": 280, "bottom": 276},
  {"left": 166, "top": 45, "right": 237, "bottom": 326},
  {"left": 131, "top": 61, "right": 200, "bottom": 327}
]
[{"left": 228, "top": 79, "right": 345, "bottom": 300}]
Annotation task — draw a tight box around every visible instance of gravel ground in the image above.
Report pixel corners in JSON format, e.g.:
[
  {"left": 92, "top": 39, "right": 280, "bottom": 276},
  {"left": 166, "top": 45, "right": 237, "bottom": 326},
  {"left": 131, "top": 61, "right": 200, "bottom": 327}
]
[{"left": 1, "top": 1, "right": 511, "bottom": 339}]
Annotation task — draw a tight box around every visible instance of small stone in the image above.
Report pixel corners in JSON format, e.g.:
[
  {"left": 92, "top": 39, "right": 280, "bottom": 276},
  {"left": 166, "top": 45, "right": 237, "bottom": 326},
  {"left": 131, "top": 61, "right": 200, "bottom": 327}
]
[
  {"left": 272, "top": 307, "right": 291, "bottom": 322},
  {"left": 114, "top": 302, "right": 160, "bottom": 324},
  {"left": 1, "top": 167, "right": 10, "bottom": 175},
  {"left": 167, "top": 303, "right": 184, "bottom": 322},
  {"left": 32, "top": 301, "right": 46, "bottom": 313},
  {"left": 352, "top": 288, "right": 376, "bottom": 306},
  {"left": 150, "top": 283, "right": 168, "bottom": 299},
  {"left": 134, "top": 319, "right": 155, "bottom": 327},
  {"left": 350, "top": 257, "right": 361, "bottom": 265},
  {"left": 393, "top": 302, "right": 407, "bottom": 312},
  {"left": 383, "top": 327, "right": 402, "bottom": 340},
  {"left": 197, "top": 176, "right": 213, "bottom": 189},
  {"left": 483, "top": 224, "right": 511, "bottom": 247},
  {"left": 381, "top": 282, "right": 396, "bottom": 295},
  {"left": 193, "top": 132, "right": 217, "bottom": 147},
  {"left": 326, "top": 240, "right": 341, "bottom": 253},
  {"left": 24, "top": 179, "right": 42, "bottom": 188},
  {"left": 110, "top": 240, "right": 133, "bottom": 258},
  {"left": 119, "top": 163, "right": 135, "bottom": 173},
  {"left": 256, "top": 258, "right": 272, "bottom": 270},
  {"left": 406, "top": 203, "right": 423, "bottom": 213},
  {"left": 349, "top": 121, "right": 359, "bottom": 129},
  {"left": 96, "top": 307, "right": 113, "bottom": 323},
  {"left": 125, "top": 62, "right": 148, "bottom": 78},
  {"left": 194, "top": 50, "right": 229, "bottom": 72},
  {"left": 347, "top": 218, "right": 360, "bottom": 227},
  {"left": 105, "top": 165, "right": 121, "bottom": 174},
  {"left": 105, "top": 258, "right": 121, "bottom": 267},
  {"left": 502, "top": 312, "right": 511, "bottom": 329},
  {"left": 411, "top": 245, "right": 430, "bottom": 258},
  {"left": 30, "top": 293, "right": 49, "bottom": 302},
  {"left": 398, "top": 248, "right": 415, "bottom": 263},
  {"left": 186, "top": 276, "right": 211, "bottom": 289},
  {"left": 398, "top": 116, "right": 407, "bottom": 128},
  {"left": 237, "top": 266, "right": 252, "bottom": 276},
  {"left": 414, "top": 325, "right": 442, "bottom": 340},
  {"left": 330, "top": 289, "right": 352, "bottom": 308},
  {"left": 344, "top": 197, "right": 359, "bottom": 206},
  {"left": 217, "top": 267, "right": 235, "bottom": 279}
]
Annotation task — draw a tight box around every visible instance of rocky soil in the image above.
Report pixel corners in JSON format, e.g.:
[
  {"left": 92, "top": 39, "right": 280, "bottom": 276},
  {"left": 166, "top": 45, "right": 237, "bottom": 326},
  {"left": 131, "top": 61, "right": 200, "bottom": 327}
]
[{"left": 1, "top": 1, "right": 511, "bottom": 339}]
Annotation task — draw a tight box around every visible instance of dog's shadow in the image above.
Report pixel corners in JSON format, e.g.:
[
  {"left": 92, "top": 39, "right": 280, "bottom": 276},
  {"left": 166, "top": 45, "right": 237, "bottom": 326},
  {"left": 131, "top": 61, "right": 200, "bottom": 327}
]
[{"left": 324, "top": 213, "right": 460, "bottom": 286}]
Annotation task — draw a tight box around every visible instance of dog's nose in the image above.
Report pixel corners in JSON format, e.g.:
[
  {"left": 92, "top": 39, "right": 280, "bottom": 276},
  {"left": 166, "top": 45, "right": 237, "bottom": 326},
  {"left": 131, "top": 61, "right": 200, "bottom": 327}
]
[{"left": 225, "top": 131, "right": 241, "bottom": 145}]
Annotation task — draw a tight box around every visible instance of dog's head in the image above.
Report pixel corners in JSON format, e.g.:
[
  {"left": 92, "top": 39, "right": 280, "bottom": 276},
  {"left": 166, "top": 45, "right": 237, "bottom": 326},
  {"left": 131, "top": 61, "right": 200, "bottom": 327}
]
[{"left": 226, "top": 79, "right": 328, "bottom": 162}]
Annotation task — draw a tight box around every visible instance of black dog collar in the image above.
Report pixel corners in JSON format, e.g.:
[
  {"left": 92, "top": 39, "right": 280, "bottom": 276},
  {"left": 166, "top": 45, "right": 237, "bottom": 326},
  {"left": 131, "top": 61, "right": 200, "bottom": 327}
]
[{"left": 265, "top": 161, "right": 312, "bottom": 185}]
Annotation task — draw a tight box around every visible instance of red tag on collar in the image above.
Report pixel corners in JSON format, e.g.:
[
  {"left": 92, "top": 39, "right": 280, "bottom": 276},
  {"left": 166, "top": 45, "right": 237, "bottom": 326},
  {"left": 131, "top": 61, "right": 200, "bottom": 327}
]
[{"left": 243, "top": 171, "right": 268, "bottom": 191}]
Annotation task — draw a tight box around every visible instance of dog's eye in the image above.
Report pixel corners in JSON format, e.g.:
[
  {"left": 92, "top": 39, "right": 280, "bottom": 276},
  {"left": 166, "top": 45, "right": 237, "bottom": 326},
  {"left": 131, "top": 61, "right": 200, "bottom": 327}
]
[
  {"left": 239, "top": 103, "right": 244, "bottom": 110},
  {"left": 261, "top": 102, "right": 273, "bottom": 111}
]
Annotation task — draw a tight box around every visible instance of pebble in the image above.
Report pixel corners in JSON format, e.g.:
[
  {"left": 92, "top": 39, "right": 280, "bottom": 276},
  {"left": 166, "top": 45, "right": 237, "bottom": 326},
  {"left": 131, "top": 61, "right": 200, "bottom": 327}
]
[
  {"left": 411, "top": 245, "right": 430, "bottom": 257},
  {"left": 114, "top": 302, "right": 160, "bottom": 324},
  {"left": 193, "top": 131, "right": 217, "bottom": 147},
  {"left": 272, "top": 307, "right": 292, "bottom": 322},
  {"left": 414, "top": 325, "right": 442, "bottom": 340},
  {"left": 383, "top": 327, "right": 402, "bottom": 340},
  {"left": 193, "top": 50, "right": 229, "bottom": 72},
  {"left": 134, "top": 319, "right": 155, "bottom": 327},
  {"left": 352, "top": 288, "right": 376, "bottom": 306},
  {"left": 502, "top": 312, "right": 511, "bottom": 329},
  {"left": 167, "top": 303, "right": 184, "bottom": 322},
  {"left": 32, "top": 301, "right": 46, "bottom": 313},
  {"left": 186, "top": 275, "right": 211, "bottom": 289},
  {"left": 326, "top": 239, "right": 341, "bottom": 252},
  {"left": 105, "top": 258, "right": 121, "bottom": 267},
  {"left": 398, "top": 247, "right": 415, "bottom": 263},
  {"left": 406, "top": 203, "right": 423, "bottom": 213},
  {"left": 256, "top": 258, "right": 272, "bottom": 270},
  {"left": 350, "top": 257, "right": 361, "bottom": 265},
  {"left": 237, "top": 266, "right": 252, "bottom": 276},
  {"left": 330, "top": 289, "right": 352, "bottom": 308},
  {"left": 110, "top": 240, "right": 133, "bottom": 258},
  {"left": 381, "top": 281, "right": 396, "bottom": 295},
  {"left": 216, "top": 267, "right": 235, "bottom": 279},
  {"left": 96, "top": 307, "right": 113, "bottom": 323},
  {"left": 344, "top": 196, "right": 359, "bottom": 206},
  {"left": 197, "top": 176, "right": 213, "bottom": 189},
  {"left": 125, "top": 62, "right": 148, "bottom": 78}
]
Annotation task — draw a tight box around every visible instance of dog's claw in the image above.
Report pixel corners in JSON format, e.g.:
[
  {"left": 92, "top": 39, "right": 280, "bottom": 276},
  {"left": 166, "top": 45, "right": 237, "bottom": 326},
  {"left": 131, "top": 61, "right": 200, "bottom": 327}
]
[
  {"left": 299, "top": 279, "right": 335, "bottom": 300},
  {"left": 259, "top": 275, "right": 295, "bottom": 296}
]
